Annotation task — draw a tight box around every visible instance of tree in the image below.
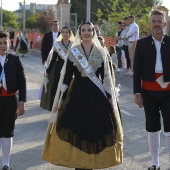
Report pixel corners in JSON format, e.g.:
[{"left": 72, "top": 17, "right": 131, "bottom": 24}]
[
  {"left": 36, "top": 9, "right": 55, "bottom": 33},
  {"left": 26, "top": 13, "right": 38, "bottom": 29},
  {"left": 2, "top": 10, "right": 18, "bottom": 29},
  {"left": 18, "top": 11, "right": 39, "bottom": 30},
  {"left": 95, "top": 0, "right": 162, "bottom": 36},
  {"left": 70, "top": 0, "right": 161, "bottom": 24}
]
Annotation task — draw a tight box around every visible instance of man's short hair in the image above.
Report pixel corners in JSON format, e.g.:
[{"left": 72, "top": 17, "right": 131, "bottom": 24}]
[
  {"left": 0, "top": 31, "right": 10, "bottom": 39},
  {"left": 51, "top": 20, "right": 59, "bottom": 25},
  {"left": 128, "top": 15, "right": 135, "bottom": 19},
  {"left": 117, "top": 20, "right": 124, "bottom": 24},
  {"left": 141, "top": 31, "right": 147, "bottom": 35},
  {"left": 150, "top": 10, "right": 166, "bottom": 21},
  {"left": 150, "top": 10, "right": 164, "bottom": 17}
]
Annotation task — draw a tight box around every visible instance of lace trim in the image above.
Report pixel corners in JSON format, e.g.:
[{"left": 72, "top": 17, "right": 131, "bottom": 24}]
[
  {"left": 68, "top": 45, "right": 103, "bottom": 77},
  {"left": 57, "top": 128, "right": 116, "bottom": 154},
  {"left": 103, "top": 58, "right": 113, "bottom": 96},
  {"left": 56, "top": 79, "right": 117, "bottom": 154},
  {"left": 54, "top": 41, "right": 72, "bottom": 59}
]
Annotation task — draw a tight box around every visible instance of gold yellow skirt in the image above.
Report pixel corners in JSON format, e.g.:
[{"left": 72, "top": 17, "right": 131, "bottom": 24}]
[{"left": 42, "top": 122, "right": 123, "bottom": 169}]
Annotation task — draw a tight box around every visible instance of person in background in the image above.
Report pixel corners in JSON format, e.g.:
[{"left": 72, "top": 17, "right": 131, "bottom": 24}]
[
  {"left": 98, "top": 36, "right": 117, "bottom": 70},
  {"left": 134, "top": 10, "right": 170, "bottom": 170},
  {"left": 41, "top": 20, "right": 60, "bottom": 65},
  {"left": 9, "top": 28, "right": 14, "bottom": 50},
  {"left": 115, "top": 20, "right": 124, "bottom": 72},
  {"left": 15, "top": 31, "right": 29, "bottom": 57},
  {"left": 40, "top": 27, "right": 74, "bottom": 111},
  {"left": 141, "top": 31, "right": 148, "bottom": 39},
  {"left": 35, "top": 33, "right": 41, "bottom": 50},
  {"left": 121, "top": 17, "right": 131, "bottom": 75},
  {"left": 109, "top": 45, "right": 118, "bottom": 67},
  {"left": 0, "top": 31, "right": 26, "bottom": 170},
  {"left": 126, "top": 15, "right": 139, "bottom": 76},
  {"left": 94, "top": 24, "right": 102, "bottom": 36}
]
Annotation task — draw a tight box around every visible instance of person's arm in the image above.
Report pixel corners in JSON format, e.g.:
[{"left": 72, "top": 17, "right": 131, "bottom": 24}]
[
  {"left": 126, "top": 25, "right": 136, "bottom": 38},
  {"left": 41, "top": 33, "right": 47, "bottom": 64},
  {"left": 133, "top": 40, "right": 143, "bottom": 108},
  {"left": 121, "top": 29, "right": 128, "bottom": 40},
  {"left": 17, "top": 57, "right": 26, "bottom": 115}
]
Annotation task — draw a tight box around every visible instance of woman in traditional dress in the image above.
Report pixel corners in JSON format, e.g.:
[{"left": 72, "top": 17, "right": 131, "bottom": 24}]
[
  {"left": 15, "top": 31, "right": 29, "bottom": 57},
  {"left": 42, "top": 21, "right": 123, "bottom": 170},
  {"left": 40, "top": 27, "right": 74, "bottom": 111}
]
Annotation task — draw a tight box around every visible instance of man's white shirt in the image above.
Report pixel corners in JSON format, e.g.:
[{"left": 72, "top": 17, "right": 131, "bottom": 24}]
[
  {"left": 126, "top": 22, "right": 139, "bottom": 42},
  {"left": 52, "top": 31, "right": 59, "bottom": 44}
]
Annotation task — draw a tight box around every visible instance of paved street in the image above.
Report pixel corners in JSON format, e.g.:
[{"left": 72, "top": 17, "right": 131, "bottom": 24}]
[{"left": 0, "top": 51, "right": 169, "bottom": 170}]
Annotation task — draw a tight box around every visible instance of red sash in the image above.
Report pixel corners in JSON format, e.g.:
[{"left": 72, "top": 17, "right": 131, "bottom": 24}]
[
  {"left": 142, "top": 73, "right": 170, "bottom": 91},
  {"left": 0, "top": 87, "right": 18, "bottom": 96}
]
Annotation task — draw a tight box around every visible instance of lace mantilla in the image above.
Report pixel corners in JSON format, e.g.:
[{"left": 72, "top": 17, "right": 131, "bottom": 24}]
[
  {"left": 68, "top": 44, "right": 103, "bottom": 77},
  {"left": 54, "top": 41, "right": 72, "bottom": 59}
]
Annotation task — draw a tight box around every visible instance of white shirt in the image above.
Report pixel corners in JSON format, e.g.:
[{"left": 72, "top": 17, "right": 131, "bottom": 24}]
[
  {"left": 52, "top": 31, "right": 59, "bottom": 44},
  {"left": 121, "top": 26, "right": 130, "bottom": 46},
  {"left": 115, "top": 29, "right": 124, "bottom": 47},
  {"left": 153, "top": 36, "right": 164, "bottom": 73},
  {"left": 0, "top": 55, "right": 7, "bottom": 90},
  {"left": 126, "top": 22, "right": 139, "bottom": 42}
]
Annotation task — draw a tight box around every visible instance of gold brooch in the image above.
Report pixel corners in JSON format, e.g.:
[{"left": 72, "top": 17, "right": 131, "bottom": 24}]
[{"left": 78, "top": 55, "right": 83, "bottom": 60}]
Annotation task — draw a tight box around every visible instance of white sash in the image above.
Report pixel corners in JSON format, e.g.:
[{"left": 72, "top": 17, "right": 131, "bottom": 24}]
[
  {"left": 53, "top": 42, "right": 67, "bottom": 61},
  {"left": 71, "top": 47, "right": 107, "bottom": 98}
]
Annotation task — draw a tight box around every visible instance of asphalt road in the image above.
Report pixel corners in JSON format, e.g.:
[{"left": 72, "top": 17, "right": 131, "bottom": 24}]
[{"left": 0, "top": 52, "right": 169, "bottom": 170}]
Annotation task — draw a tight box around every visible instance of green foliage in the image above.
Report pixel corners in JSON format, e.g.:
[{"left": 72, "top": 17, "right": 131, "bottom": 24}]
[
  {"left": 70, "top": 0, "right": 162, "bottom": 34},
  {"left": 95, "top": 0, "right": 161, "bottom": 36},
  {"left": 2, "top": 10, "right": 18, "bottom": 29},
  {"left": 36, "top": 9, "right": 55, "bottom": 33},
  {"left": 26, "top": 13, "right": 38, "bottom": 29}
]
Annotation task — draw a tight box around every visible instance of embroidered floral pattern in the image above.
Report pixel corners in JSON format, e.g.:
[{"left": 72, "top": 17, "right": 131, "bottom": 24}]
[{"left": 68, "top": 45, "right": 103, "bottom": 77}]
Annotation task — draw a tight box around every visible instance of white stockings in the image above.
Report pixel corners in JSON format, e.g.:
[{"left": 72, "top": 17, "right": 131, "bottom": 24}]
[
  {"left": 148, "top": 131, "right": 160, "bottom": 169},
  {"left": 0, "top": 137, "right": 13, "bottom": 167},
  {"left": 166, "top": 135, "right": 170, "bottom": 169}
]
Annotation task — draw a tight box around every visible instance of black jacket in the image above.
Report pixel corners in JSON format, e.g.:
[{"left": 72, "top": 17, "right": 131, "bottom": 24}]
[
  {"left": 9, "top": 31, "right": 14, "bottom": 40},
  {"left": 41, "top": 31, "right": 60, "bottom": 64},
  {"left": 0, "top": 53, "right": 26, "bottom": 102},
  {"left": 133, "top": 35, "right": 170, "bottom": 94}
]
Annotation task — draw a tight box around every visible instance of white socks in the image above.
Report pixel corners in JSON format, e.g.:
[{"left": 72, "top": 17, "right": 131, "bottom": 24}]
[
  {"left": 148, "top": 131, "right": 160, "bottom": 169},
  {"left": 166, "top": 135, "right": 170, "bottom": 169},
  {"left": 1, "top": 137, "right": 13, "bottom": 167}
]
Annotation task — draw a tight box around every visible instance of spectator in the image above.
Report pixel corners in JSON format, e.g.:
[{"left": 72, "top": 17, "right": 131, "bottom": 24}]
[
  {"left": 109, "top": 45, "right": 118, "bottom": 67},
  {"left": 141, "top": 31, "right": 148, "bottom": 38},
  {"left": 126, "top": 15, "right": 139, "bottom": 76},
  {"left": 121, "top": 17, "right": 131, "bottom": 75},
  {"left": 36, "top": 33, "right": 41, "bottom": 50},
  {"left": 9, "top": 28, "right": 14, "bottom": 49},
  {"left": 115, "top": 20, "right": 124, "bottom": 72}
]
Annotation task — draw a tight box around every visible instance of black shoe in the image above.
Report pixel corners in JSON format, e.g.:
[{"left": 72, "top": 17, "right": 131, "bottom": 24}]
[
  {"left": 2, "top": 165, "right": 12, "bottom": 170},
  {"left": 148, "top": 165, "right": 160, "bottom": 170}
]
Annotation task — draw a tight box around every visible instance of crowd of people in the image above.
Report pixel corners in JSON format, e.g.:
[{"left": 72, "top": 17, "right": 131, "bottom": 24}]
[{"left": 0, "top": 9, "right": 170, "bottom": 170}]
